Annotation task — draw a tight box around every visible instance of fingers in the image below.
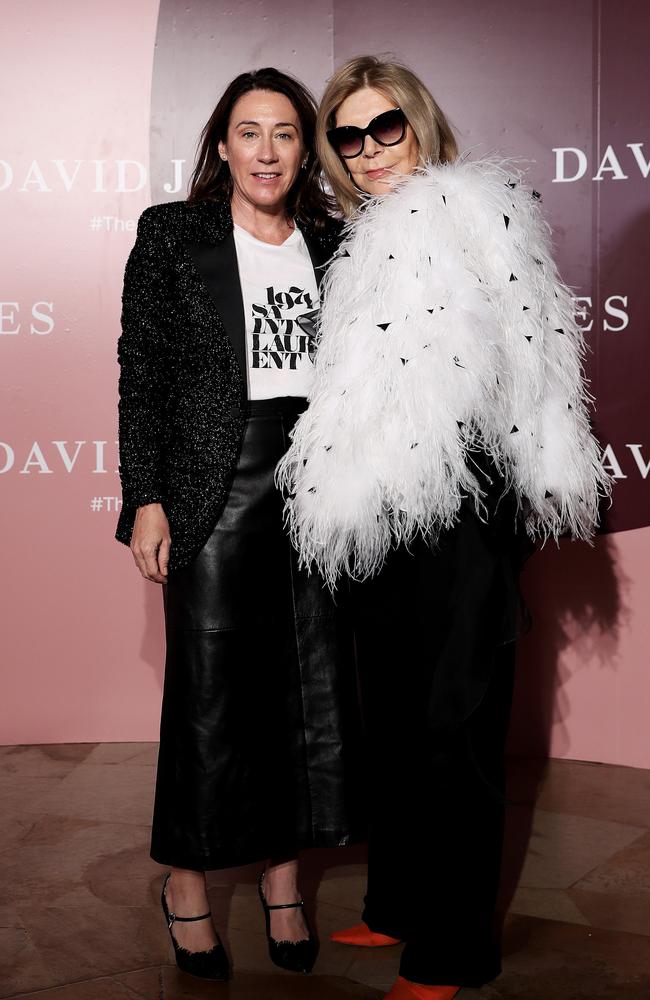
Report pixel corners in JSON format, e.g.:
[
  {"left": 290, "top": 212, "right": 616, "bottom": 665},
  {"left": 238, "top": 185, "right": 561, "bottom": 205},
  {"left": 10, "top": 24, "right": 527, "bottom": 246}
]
[
  {"left": 130, "top": 504, "right": 171, "bottom": 583},
  {"left": 131, "top": 546, "right": 149, "bottom": 580},
  {"left": 143, "top": 541, "right": 167, "bottom": 583},
  {"left": 131, "top": 537, "right": 170, "bottom": 584},
  {"left": 158, "top": 536, "right": 171, "bottom": 579}
]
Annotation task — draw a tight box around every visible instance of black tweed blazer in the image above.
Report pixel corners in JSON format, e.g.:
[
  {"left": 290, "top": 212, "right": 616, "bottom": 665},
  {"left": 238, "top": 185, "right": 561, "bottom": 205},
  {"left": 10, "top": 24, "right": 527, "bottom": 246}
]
[{"left": 115, "top": 197, "right": 342, "bottom": 571}]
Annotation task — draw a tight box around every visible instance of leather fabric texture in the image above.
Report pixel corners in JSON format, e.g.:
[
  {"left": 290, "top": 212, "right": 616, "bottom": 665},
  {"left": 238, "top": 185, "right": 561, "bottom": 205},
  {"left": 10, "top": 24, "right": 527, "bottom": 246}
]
[{"left": 150, "top": 397, "right": 365, "bottom": 871}]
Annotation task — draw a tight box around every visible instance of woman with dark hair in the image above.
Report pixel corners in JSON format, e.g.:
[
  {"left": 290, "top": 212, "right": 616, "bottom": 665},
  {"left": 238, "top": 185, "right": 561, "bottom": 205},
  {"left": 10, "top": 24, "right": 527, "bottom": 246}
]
[
  {"left": 278, "top": 56, "right": 610, "bottom": 999},
  {"left": 115, "top": 67, "right": 363, "bottom": 981}
]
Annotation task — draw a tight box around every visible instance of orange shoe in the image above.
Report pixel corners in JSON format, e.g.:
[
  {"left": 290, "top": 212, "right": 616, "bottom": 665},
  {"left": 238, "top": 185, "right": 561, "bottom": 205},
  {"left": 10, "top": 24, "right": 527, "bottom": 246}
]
[
  {"left": 384, "top": 977, "right": 459, "bottom": 1000},
  {"left": 330, "top": 921, "right": 401, "bottom": 947}
]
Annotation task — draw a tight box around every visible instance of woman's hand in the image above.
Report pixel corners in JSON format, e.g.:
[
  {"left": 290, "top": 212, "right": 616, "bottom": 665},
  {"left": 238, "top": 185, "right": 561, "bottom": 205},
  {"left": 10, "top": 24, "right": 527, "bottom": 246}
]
[{"left": 130, "top": 503, "right": 171, "bottom": 583}]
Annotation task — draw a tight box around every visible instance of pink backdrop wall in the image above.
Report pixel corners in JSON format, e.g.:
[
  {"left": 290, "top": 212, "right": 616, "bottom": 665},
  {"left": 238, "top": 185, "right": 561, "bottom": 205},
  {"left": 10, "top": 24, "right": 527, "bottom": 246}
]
[{"left": 2, "top": 1, "right": 648, "bottom": 768}]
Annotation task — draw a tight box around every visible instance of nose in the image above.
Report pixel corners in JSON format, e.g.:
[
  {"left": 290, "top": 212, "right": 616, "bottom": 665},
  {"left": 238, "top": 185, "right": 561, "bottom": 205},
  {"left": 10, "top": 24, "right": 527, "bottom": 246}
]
[
  {"left": 362, "top": 134, "right": 382, "bottom": 158},
  {"left": 258, "top": 133, "right": 279, "bottom": 163}
]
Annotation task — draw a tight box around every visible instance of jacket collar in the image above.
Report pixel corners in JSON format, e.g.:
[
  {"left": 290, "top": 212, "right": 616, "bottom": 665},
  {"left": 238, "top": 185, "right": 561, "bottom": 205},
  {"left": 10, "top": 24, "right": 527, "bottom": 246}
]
[
  {"left": 188, "top": 197, "right": 332, "bottom": 289},
  {"left": 185, "top": 198, "right": 336, "bottom": 393},
  {"left": 185, "top": 196, "right": 234, "bottom": 245}
]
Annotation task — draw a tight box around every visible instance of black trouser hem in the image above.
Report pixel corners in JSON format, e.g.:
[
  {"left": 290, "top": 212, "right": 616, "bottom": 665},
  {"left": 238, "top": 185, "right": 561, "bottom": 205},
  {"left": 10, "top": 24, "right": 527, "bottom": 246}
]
[{"left": 398, "top": 960, "right": 501, "bottom": 989}]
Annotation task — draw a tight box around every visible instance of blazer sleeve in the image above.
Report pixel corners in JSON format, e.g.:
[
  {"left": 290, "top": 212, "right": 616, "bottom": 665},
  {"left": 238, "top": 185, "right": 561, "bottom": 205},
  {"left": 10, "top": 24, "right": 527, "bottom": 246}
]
[
  {"left": 117, "top": 207, "right": 171, "bottom": 510},
  {"left": 466, "top": 164, "right": 612, "bottom": 541}
]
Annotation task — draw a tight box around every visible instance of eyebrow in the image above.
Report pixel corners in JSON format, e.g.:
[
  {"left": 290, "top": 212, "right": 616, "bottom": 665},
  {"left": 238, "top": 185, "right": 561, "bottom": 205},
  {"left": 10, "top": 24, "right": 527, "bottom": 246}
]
[
  {"left": 336, "top": 108, "right": 400, "bottom": 129},
  {"left": 235, "top": 120, "right": 299, "bottom": 129}
]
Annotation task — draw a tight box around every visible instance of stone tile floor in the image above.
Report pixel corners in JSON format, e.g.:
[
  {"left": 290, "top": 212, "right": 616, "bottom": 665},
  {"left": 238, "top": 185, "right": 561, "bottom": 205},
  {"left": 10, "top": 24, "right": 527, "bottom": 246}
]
[{"left": 0, "top": 745, "right": 648, "bottom": 998}]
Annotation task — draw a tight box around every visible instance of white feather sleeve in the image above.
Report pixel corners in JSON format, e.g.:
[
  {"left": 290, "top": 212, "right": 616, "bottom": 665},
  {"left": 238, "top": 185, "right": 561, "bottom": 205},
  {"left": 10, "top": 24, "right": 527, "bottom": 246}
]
[
  {"left": 277, "top": 158, "right": 612, "bottom": 587},
  {"left": 447, "top": 158, "right": 612, "bottom": 541}
]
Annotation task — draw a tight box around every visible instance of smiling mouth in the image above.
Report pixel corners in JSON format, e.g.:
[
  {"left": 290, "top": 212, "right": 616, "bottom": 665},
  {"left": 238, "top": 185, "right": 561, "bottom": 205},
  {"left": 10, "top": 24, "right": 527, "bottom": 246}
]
[{"left": 252, "top": 172, "right": 281, "bottom": 178}]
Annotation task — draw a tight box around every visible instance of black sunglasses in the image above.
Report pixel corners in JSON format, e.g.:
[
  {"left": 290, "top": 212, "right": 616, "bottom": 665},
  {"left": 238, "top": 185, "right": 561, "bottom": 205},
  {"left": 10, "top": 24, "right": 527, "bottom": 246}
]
[{"left": 326, "top": 107, "right": 407, "bottom": 159}]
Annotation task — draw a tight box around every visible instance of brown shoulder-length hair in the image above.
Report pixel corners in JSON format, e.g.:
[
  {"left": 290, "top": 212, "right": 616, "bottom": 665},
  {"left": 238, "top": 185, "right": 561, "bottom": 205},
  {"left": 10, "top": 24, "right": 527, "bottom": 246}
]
[
  {"left": 317, "top": 56, "right": 458, "bottom": 218},
  {"left": 188, "top": 67, "right": 333, "bottom": 230}
]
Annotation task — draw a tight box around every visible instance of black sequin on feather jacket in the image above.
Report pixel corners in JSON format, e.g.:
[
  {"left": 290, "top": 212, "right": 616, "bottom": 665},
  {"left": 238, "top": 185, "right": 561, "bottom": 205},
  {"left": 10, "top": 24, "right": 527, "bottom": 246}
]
[{"left": 115, "top": 197, "right": 342, "bottom": 571}]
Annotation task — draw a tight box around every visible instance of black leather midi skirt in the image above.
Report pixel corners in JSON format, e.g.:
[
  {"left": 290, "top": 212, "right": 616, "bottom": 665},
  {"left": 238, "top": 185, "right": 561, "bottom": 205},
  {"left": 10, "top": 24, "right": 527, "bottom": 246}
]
[{"left": 150, "top": 397, "right": 364, "bottom": 872}]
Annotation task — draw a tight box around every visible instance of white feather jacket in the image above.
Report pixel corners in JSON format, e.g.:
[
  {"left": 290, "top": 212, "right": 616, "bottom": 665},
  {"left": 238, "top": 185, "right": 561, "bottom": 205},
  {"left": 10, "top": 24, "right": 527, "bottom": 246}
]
[{"left": 277, "top": 157, "right": 611, "bottom": 586}]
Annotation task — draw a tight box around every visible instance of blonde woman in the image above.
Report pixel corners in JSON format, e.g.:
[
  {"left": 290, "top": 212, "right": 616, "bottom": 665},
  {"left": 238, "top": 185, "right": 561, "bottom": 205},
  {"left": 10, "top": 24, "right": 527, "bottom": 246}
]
[{"left": 277, "top": 56, "right": 609, "bottom": 999}]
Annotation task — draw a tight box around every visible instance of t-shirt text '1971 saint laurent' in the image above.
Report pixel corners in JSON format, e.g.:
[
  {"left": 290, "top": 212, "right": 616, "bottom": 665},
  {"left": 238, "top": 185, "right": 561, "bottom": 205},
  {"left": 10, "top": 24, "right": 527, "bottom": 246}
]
[{"left": 233, "top": 223, "right": 319, "bottom": 400}]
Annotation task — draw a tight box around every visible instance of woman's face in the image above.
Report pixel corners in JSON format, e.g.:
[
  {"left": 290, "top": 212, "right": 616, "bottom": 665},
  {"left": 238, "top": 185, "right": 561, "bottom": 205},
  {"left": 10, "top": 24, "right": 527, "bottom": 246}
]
[
  {"left": 219, "top": 89, "right": 306, "bottom": 213},
  {"left": 334, "top": 87, "right": 420, "bottom": 197}
]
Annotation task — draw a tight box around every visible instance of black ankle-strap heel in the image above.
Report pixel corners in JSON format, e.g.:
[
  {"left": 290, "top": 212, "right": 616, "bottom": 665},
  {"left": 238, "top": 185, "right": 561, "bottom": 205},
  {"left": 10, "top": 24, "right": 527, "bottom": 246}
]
[
  {"left": 161, "top": 872, "right": 230, "bottom": 981},
  {"left": 258, "top": 871, "right": 317, "bottom": 974}
]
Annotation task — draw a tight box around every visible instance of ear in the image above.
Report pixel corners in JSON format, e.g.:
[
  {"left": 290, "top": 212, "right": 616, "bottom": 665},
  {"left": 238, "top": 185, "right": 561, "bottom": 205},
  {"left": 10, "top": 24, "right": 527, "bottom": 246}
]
[{"left": 217, "top": 139, "right": 228, "bottom": 162}]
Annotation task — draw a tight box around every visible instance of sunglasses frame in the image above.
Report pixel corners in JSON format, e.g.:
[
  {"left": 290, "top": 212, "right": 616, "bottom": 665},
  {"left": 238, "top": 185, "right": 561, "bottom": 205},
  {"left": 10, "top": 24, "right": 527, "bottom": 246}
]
[{"left": 326, "top": 107, "right": 408, "bottom": 160}]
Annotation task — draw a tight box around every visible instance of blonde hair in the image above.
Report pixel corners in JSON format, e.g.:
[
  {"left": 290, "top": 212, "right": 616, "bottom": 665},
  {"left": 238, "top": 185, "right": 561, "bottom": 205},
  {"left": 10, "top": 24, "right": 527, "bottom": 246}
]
[{"left": 317, "top": 55, "right": 458, "bottom": 218}]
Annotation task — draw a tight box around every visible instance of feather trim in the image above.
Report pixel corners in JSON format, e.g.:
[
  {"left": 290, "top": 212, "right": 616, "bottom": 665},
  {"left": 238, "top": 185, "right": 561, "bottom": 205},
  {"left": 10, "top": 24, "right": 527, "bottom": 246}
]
[{"left": 276, "top": 156, "right": 612, "bottom": 587}]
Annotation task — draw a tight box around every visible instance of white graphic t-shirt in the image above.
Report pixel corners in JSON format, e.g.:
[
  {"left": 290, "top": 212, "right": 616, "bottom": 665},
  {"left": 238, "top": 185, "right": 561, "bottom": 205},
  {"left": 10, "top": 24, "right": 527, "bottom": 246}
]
[{"left": 233, "top": 223, "right": 319, "bottom": 400}]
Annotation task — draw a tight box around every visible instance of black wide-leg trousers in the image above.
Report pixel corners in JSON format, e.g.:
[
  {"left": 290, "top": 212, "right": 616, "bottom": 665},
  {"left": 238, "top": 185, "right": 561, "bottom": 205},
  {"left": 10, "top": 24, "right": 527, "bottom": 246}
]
[
  {"left": 352, "top": 460, "right": 525, "bottom": 987},
  {"left": 360, "top": 640, "right": 515, "bottom": 987}
]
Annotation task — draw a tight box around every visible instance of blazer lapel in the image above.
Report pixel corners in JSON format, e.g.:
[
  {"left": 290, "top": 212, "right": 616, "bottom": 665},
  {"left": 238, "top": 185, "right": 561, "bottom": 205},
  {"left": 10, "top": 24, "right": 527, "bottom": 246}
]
[
  {"left": 186, "top": 215, "right": 334, "bottom": 389},
  {"left": 186, "top": 230, "right": 247, "bottom": 384}
]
